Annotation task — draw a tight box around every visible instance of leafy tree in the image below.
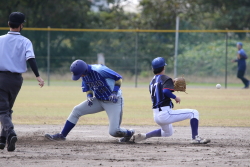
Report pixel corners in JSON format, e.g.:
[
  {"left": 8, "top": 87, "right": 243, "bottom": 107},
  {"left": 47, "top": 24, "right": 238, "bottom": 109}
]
[
  {"left": 183, "top": 0, "right": 250, "bottom": 30},
  {"left": 0, "top": 0, "right": 91, "bottom": 28},
  {"left": 1, "top": 0, "right": 250, "bottom": 77},
  {"left": 0, "top": 0, "right": 93, "bottom": 73}
]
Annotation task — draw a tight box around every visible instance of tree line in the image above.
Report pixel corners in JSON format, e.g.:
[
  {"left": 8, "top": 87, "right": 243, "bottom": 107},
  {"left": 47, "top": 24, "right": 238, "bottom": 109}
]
[{"left": 0, "top": 0, "right": 249, "bottom": 76}]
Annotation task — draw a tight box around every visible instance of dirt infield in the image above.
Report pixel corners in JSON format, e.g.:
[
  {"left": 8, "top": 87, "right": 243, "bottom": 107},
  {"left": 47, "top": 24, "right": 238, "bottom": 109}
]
[{"left": 0, "top": 125, "right": 250, "bottom": 167}]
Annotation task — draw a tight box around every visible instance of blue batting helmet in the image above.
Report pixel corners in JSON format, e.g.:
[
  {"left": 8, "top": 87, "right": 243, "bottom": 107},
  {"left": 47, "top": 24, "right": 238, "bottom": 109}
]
[
  {"left": 151, "top": 57, "right": 167, "bottom": 69},
  {"left": 237, "top": 42, "right": 243, "bottom": 46},
  {"left": 70, "top": 60, "right": 89, "bottom": 80}
]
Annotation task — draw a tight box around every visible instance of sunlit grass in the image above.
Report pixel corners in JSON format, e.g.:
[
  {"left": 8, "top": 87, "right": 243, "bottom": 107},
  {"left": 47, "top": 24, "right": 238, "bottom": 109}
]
[{"left": 13, "top": 83, "right": 250, "bottom": 127}]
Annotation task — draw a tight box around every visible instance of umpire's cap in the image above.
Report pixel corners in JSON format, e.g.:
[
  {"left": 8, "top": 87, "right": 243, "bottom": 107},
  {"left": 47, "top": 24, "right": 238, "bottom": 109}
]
[
  {"left": 151, "top": 57, "right": 167, "bottom": 69},
  {"left": 9, "top": 12, "right": 26, "bottom": 25},
  {"left": 70, "top": 60, "right": 89, "bottom": 80}
]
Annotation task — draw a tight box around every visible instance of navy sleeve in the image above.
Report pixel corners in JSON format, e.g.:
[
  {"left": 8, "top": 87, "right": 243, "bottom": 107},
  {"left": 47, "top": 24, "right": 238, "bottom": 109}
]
[
  {"left": 163, "top": 89, "right": 176, "bottom": 99},
  {"left": 27, "top": 58, "right": 40, "bottom": 77}
]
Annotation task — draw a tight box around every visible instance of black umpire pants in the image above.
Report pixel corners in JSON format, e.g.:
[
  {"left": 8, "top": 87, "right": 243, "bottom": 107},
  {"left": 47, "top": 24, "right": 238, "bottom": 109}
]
[
  {"left": 237, "top": 70, "right": 249, "bottom": 87},
  {"left": 0, "top": 72, "right": 23, "bottom": 140}
]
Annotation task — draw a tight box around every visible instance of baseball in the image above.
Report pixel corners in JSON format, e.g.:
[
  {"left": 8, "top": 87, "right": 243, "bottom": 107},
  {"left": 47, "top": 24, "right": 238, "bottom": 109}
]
[{"left": 216, "top": 84, "right": 221, "bottom": 89}]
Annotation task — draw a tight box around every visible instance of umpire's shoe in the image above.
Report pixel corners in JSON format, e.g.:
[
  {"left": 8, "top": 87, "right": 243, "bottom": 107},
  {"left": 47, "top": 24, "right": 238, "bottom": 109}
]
[
  {"left": 45, "top": 133, "right": 66, "bottom": 141},
  {"left": 7, "top": 134, "right": 17, "bottom": 152},
  {"left": 118, "top": 129, "right": 135, "bottom": 143},
  {"left": 0, "top": 136, "right": 6, "bottom": 150}
]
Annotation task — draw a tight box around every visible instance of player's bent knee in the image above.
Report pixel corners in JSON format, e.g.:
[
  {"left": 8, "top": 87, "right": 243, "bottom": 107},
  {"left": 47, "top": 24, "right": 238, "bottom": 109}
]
[
  {"left": 192, "top": 109, "right": 199, "bottom": 120},
  {"left": 72, "top": 105, "right": 84, "bottom": 117},
  {"left": 67, "top": 106, "right": 82, "bottom": 124}
]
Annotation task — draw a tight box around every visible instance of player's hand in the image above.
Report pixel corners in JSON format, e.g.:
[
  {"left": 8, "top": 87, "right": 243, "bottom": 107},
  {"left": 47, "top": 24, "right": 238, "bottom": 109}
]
[
  {"left": 231, "top": 59, "right": 235, "bottom": 63},
  {"left": 175, "top": 96, "right": 181, "bottom": 104},
  {"left": 36, "top": 76, "right": 44, "bottom": 88},
  {"left": 109, "top": 92, "right": 118, "bottom": 103},
  {"left": 87, "top": 96, "right": 94, "bottom": 107}
]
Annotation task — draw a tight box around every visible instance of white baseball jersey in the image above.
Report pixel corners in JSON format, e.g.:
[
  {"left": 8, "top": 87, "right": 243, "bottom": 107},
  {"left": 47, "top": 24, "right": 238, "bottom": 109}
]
[{"left": 0, "top": 31, "right": 35, "bottom": 73}]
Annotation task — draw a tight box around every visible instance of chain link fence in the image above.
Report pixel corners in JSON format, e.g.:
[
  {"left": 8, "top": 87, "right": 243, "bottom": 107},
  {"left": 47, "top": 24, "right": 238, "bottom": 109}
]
[{"left": 1, "top": 28, "right": 250, "bottom": 87}]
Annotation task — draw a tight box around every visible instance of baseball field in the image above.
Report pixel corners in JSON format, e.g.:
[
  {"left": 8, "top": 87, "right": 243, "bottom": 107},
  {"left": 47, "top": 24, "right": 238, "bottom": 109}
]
[
  {"left": 14, "top": 81, "right": 250, "bottom": 126},
  {"left": 1, "top": 81, "right": 250, "bottom": 166}
]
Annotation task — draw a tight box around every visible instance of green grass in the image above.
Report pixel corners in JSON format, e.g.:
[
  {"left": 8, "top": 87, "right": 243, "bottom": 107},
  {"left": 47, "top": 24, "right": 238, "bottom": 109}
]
[
  {"left": 12, "top": 81, "right": 250, "bottom": 127},
  {"left": 23, "top": 80, "right": 243, "bottom": 88}
]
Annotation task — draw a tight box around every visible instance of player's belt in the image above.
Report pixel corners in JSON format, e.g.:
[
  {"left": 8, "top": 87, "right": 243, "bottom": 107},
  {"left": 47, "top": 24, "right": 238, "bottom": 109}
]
[
  {"left": 153, "top": 105, "right": 169, "bottom": 109},
  {"left": 0, "top": 71, "right": 21, "bottom": 75},
  {"left": 153, "top": 105, "right": 173, "bottom": 110}
]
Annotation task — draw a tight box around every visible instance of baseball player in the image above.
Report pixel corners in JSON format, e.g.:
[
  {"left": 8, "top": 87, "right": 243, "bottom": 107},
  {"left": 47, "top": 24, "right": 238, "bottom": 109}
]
[
  {"left": 231, "top": 42, "right": 249, "bottom": 89},
  {"left": 131, "top": 57, "right": 210, "bottom": 144},
  {"left": 0, "top": 12, "right": 44, "bottom": 151},
  {"left": 45, "top": 60, "right": 134, "bottom": 142}
]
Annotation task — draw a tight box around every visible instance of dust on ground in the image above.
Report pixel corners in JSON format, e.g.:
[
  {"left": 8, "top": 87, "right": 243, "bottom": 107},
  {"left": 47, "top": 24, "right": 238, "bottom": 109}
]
[{"left": 0, "top": 125, "right": 250, "bottom": 167}]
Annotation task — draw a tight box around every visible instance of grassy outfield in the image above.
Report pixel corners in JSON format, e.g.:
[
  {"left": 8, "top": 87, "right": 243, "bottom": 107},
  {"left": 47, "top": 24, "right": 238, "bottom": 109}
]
[{"left": 13, "top": 81, "right": 250, "bottom": 127}]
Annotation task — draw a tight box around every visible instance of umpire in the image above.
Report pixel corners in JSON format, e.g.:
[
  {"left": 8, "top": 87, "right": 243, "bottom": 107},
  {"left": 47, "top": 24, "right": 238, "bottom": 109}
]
[
  {"left": 0, "top": 12, "right": 44, "bottom": 151},
  {"left": 232, "top": 42, "right": 249, "bottom": 89}
]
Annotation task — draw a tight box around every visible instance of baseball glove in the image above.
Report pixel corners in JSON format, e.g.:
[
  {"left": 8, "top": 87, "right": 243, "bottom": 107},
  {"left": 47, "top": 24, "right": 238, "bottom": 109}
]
[{"left": 174, "top": 76, "right": 187, "bottom": 93}]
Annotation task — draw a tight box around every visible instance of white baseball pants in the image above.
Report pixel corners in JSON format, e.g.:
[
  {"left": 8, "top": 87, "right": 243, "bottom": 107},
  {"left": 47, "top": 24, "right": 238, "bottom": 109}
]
[{"left": 153, "top": 106, "right": 199, "bottom": 137}]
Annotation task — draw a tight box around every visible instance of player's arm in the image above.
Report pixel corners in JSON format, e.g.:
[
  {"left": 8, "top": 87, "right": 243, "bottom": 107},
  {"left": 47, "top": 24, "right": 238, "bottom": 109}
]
[
  {"left": 232, "top": 56, "right": 239, "bottom": 62},
  {"left": 97, "top": 66, "right": 122, "bottom": 92},
  {"left": 238, "top": 50, "right": 248, "bottom": 59},
  {"left": 26, "top": 40, "right": 44, "bottom": 87},
  {"left": 82, "top": 81, "right": 94, "bottom": 106},
  {"left": 98, "top": 66, "right": 122, "bottom": 103},
  {"left": 113, "top": 78, "right": 122, "bottom": 93},
  {"left": 163, "top": 89, "right": 176, "bottom": 99},
  {"left": 162, "top": 78, "right": 181, "bottom": 104},
  {"left": 27, "top": 58, "right": 44, "bottom": 87},
  {"left": 163, "top": 89, "right": 181, "bottom": 104},
  {"left": 86, "top": 90, "right": 93, "bottom": 98},
  {"left": 237, "top": 53, "right": 241, "bottom": 59},
  {"left": 108, "top": 78, "right": 122, "bottom": 103},
  {"left": 86, "top": 90, "right": 94, "bottom": 104},
  {"left": 240, "top": 53, "right": 248, "bottom": 59},
  {"left": 232, "top": 55, "right": 238, "bottom": 62},
  {"left": 82, "top": 80, "right": 91, "bottom": 93},
  {"left": 27, "top": 58, "right": 39, "bottom": 77},
  {"left": 232, "top": 52, "right": 242, "bottom": 62},
  {"left": 86, "top": 90, "right": 94, "bottom": 107}
]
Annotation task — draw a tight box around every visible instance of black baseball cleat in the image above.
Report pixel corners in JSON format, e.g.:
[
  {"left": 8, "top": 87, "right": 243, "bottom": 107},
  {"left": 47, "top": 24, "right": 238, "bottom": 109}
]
[
  {"left": 0, "top": 136, "right": 6, "bottom": 150},
  {"left": 7, "top": 135, "right": 17, "bottom": 152},
  {"left": 118, "top": 129, "right": 135, "bottom": 143},
  {"left": 45, "top": 133, "right": 66, "bottom": 141}
]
